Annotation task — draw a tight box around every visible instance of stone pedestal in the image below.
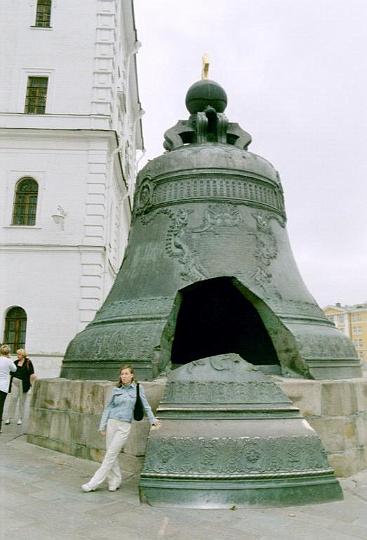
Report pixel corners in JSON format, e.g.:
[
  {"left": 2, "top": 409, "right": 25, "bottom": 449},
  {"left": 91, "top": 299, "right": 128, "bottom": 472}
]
[
  {"left": 279, "top": 378, "right": 367, "bottom": 477},
  {"left": 28, "top": 376, "right": 367, "bottom": 478}
]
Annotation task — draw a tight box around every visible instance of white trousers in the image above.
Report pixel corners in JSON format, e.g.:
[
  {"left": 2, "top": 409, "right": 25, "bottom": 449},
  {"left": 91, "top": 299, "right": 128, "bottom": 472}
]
[
  {"left": 88, "top": 419, "right": 131, "bottom": 490},
  {"left": 7, "top": 378, "right": 25, "bottom": 421}
]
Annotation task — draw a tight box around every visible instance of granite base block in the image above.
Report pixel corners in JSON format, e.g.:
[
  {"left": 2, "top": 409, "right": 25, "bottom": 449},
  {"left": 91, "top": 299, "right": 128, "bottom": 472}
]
[{"left": 28, "top": 377, "right": 367, "bottom": 478}]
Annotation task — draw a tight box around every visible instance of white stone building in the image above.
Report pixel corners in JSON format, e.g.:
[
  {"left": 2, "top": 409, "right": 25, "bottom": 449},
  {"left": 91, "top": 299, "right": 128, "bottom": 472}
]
[{"left": 0, "top": 0, "right": 144, "bottom": 376}]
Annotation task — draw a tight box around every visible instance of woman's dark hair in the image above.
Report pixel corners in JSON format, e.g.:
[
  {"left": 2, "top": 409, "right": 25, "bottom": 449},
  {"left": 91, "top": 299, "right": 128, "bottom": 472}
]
[{"left": 116, "top": 364, "right": 137, "bottom": 387}]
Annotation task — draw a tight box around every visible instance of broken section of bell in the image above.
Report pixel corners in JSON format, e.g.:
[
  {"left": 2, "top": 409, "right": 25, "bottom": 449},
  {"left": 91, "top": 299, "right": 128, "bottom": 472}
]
[{"left": 139, "top": 354, "right": 343, "bottom": 508}]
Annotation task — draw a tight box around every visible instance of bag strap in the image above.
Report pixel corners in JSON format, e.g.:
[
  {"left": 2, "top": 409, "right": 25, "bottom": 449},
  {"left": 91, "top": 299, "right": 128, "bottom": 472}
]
[{"left": 136, "top": 382, "right": 140, "bottom": 398}]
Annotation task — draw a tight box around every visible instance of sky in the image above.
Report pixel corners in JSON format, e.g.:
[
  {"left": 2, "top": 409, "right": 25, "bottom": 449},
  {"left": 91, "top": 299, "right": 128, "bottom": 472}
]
[{"left": 133, "top": 0, "right": 367, "bottom": 308}]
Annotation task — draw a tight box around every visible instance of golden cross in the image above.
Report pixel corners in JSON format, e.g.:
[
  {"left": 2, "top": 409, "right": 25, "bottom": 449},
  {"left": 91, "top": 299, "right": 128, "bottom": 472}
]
[{"left": 201, "top": 54, "right": 209, "bottom": 80}]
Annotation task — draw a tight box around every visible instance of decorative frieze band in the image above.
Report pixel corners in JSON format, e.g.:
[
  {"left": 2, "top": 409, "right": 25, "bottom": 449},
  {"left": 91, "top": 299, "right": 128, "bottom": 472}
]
[
  {"left": 93, "top": 296, "right": 174, "bottom": 323},
  {"left": 143, "top": 435, "right": 330, "bottom": 476},
  {"left": 66, "top": 321, "right": 164, "bottom": 360},
  {"left": 136, "top": 175, "right": 285, "bottom": 217},
  {"left": 162, "top": 381, "right": 287, "bottom": 404}
]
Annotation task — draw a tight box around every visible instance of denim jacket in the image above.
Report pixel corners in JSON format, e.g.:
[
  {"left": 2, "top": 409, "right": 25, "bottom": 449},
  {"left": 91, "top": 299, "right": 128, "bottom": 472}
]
[{"left": 99, "top": 383, "right": 156, "bottom": 431}]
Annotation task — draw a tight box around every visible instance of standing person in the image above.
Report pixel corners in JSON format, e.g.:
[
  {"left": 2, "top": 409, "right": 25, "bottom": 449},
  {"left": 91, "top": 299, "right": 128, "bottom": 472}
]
[
  {"left": 0, "top": 345, "right": 16, "bottom": 433},
  {"left": 82, "top": 364, "right": 160, "bottom": 493},
  {"left": 5, "top": 349, "right": 35, "bottom": 426}
]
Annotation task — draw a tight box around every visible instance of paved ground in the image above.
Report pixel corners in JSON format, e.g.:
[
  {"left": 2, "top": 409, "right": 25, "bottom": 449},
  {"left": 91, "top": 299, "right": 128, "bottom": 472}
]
[{"left": 1, "top": 395, "right": 367, "bottom": 540}]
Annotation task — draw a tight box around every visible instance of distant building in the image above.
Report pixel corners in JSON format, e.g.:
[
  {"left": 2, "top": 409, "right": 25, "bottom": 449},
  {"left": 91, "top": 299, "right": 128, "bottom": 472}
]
[
  {"left": 0, "top": 0, "right": 144, "bottom": 376},
  {"left": 323, "top": 303, "right": 367, "bottom": 364}
]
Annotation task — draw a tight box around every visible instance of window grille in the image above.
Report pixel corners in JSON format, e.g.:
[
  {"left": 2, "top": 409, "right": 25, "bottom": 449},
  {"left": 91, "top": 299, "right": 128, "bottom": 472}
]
[
  {"left": 35, "top": 0, "right": 52, "bottom": 27},
  {"left": 25, "top": 77, "right": 48, "bottom": 114},
  {"left": 4, "top": 307, "right": 27, "bottom": 354},
  {"left": 12, "top": 178, "right": 39, "bottom": 226}
]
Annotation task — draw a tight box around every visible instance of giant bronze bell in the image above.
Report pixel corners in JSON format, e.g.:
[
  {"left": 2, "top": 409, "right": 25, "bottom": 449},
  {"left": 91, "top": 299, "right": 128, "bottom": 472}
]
[{"left": 61, "top": 75, "right": 361, "bottom": 381}]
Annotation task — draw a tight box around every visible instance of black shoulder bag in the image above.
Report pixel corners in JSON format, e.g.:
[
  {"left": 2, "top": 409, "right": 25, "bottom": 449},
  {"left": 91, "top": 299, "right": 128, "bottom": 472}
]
[{"left": 133, "top": 383, "right": 144, "bottom": 421}]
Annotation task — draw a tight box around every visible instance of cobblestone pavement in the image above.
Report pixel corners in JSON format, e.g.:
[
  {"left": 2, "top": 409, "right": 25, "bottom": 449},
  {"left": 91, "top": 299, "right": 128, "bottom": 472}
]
[{"left": 1, "top": 399, "right": 367, "bottom": 540}]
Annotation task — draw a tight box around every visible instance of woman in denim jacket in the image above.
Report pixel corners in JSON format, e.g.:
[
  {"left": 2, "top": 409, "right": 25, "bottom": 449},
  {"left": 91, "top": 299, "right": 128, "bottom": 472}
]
[{"left": 82, "top": 365, "right": 160, "bottom": 492}]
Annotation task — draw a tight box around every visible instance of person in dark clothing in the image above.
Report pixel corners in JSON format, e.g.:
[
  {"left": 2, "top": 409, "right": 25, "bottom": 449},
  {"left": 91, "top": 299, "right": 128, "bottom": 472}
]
[{"left": 5, "top": 349, "right": 35, "bottom": 426}]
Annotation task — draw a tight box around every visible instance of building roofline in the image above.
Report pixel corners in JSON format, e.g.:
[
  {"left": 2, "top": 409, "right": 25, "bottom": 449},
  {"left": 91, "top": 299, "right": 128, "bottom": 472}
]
[{"left": 323, "top": 303, "right": 367, "bottom": 312}]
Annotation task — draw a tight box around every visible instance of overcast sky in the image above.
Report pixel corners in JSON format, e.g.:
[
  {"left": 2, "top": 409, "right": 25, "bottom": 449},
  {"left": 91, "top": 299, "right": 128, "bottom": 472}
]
[{"left": 134, "top": 0, "right": 367, "bottom": 308}]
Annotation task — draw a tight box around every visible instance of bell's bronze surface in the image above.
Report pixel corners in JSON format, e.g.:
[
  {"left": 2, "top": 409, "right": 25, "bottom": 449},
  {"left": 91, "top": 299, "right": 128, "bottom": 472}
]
[
  {"left": 61, "top": 78, "right": 361, "bottom": 380},
  {"left": 139, "top": 354, "right": 343, "bottom": 507}
]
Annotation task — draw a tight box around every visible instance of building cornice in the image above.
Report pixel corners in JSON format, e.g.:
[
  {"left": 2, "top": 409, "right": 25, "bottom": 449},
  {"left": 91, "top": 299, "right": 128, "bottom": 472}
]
[
  {"left": 323, "top": 304, "right": 367, "bottom": 313},
  {"left": 0, "top": 112, "right": 114, "bottom": 131},
  {"left": 0, "top": 244, "right": 107, "bottom": 253},
  {"left": 0, "top": 125, "right": 117, "bottom": 139}
]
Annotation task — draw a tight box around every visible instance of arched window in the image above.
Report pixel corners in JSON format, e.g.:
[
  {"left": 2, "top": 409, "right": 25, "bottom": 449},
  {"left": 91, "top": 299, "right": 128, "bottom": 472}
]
[
  {"left": 3, "top": 307, "right": 27, "bottom": 354},
  {"left": 12, "top": 177, "right": 39, "bottom": 225}
]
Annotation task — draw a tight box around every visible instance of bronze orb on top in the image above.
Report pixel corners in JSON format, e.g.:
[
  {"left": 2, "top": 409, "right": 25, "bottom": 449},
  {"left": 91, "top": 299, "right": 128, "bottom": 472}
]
[{"left": 185, "top": 79, "right": 227, "bottom": 114}]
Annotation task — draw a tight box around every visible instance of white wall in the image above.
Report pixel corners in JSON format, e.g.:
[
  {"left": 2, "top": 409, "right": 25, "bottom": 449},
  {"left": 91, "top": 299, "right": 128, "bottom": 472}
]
[
  {"left": 0, "top": 1, "right": 96, "bottom": 115},
  {"left": 0, "top": 130, "right": 129, "bottom": 377},
  {"left": 0, "top": 0, "right": 143, "bottom": 378}
]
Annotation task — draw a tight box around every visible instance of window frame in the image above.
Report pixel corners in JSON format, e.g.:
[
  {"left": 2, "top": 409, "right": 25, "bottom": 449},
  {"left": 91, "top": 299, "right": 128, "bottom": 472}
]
[
  {"left": 3, "top": 307, "right": 27, "bottom": 354},
  {"left": 18, "top": 69, "right": 54, "bottom": 114},
  {"left": 24, "top": 76, "right": 49, "bottom": 114},
  {"left": 11, "top": 177, "right": 39, "bottom": 226},
  {"left": 34, "top": 0, "right": 52, "bottom": 28},
  {"left": 3, "top": 170, "right": 45, "bottom": 229}
]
